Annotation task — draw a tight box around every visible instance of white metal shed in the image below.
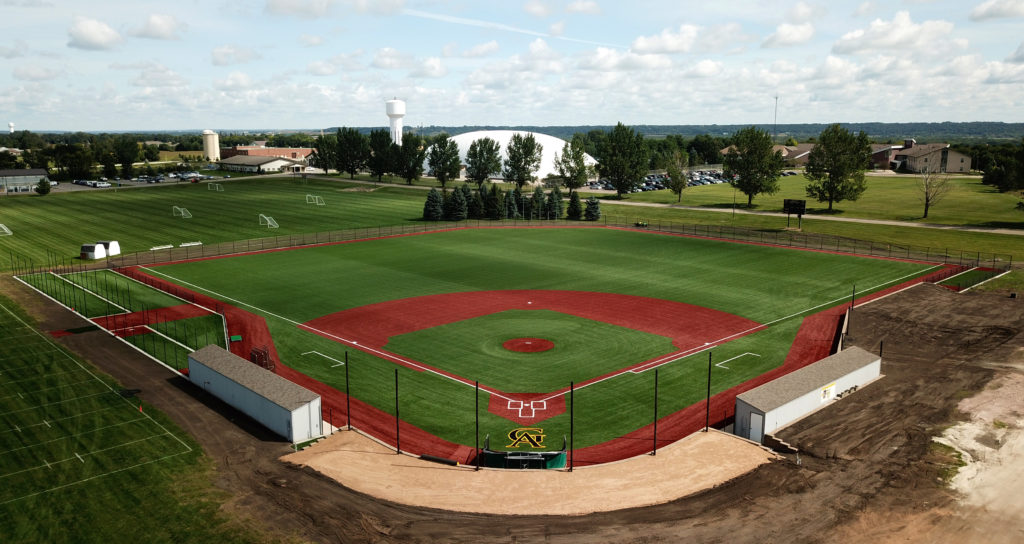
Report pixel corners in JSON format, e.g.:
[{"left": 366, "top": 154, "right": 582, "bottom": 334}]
[
  {"left": 734, "top": 346, "right": 881, "bottom": 444},
  {"left": 188, "top": 345, "right": 322, "bottom": 443},
  {"left": 80, "top": 243, "right": 107, "bottom": 260}
]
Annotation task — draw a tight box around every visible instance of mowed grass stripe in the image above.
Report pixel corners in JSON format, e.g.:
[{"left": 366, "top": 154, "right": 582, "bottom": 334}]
[{"left": 146, "top": 228, "right": 932, "bottom": 450}]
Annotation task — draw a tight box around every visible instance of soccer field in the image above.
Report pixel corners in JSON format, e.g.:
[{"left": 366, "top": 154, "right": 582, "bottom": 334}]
[{"left": 125, "top": 227, "right": 936, "bottom": 457}]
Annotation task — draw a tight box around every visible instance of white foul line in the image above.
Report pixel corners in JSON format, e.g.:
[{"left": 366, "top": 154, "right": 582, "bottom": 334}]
[{"left": 302, "top": 350, "right": 345, "bottom": 367}]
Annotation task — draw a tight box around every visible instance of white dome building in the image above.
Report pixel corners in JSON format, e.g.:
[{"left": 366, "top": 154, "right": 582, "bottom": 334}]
[{"left": 441, "top": 130, "right": 596, "bottom": 182}]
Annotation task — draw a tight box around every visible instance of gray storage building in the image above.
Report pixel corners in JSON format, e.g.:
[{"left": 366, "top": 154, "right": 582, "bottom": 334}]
[
  {"left": 188, "top": 345, "right": 322, "bottom": 443},
  {"left": 734, "top": 346, "right": 881, "bottom": 444}
]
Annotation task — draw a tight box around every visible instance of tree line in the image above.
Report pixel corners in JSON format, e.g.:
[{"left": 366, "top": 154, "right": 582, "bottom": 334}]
[{"left": 423, "top": 184, "right": 600, "bottom": 222}]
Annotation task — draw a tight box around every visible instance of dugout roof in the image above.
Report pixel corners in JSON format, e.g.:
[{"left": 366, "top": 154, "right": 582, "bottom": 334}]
[
  {"left": 736, "top": 346, "right": 880, "bottom": 413},
  {"left": 189, "top": 345, "right": 318, "bottom": 411}
]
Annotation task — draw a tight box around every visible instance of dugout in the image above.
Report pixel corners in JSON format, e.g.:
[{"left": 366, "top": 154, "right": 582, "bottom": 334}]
[
  {"left": 734, "top": 346, "right": 881, "bottom": 444},
  {"left": 188, "top": 345, "right": 322, "bottom": 443}
]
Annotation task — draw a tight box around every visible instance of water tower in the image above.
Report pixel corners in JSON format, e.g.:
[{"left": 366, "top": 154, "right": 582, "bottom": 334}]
[
  {"left": 385, "top": 99, "right": 405, "bottom": 146},
  {"left": 201, "top": 129, "right": 221, "bottom": 161},
  {"left": 8, "top": 122, "right": 13, "bottom": 134}
]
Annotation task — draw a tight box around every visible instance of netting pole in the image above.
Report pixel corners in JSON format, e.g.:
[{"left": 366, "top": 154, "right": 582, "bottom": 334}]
[
  {"left": 394, "top": 368, "right": 400, "bottom": 455},
  {"left": 569, "top": 381, "right": 575, "bottom": 472},
  {"left": 705, "top": 351, "right": 712, "bottom": 432},
  {"left": 475, "top": 381, "right": 480, "bottom": 471},
  {"left": 652, "top": 368, "right": 658, "bottom": 456},
  {"left": 345, "top": 351, "right": 351, "bottom": 430}
]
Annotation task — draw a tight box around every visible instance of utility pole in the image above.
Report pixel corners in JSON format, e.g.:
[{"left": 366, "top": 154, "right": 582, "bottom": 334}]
[{"left": 773, "top": 95, "right": 779, "bottom": 144}]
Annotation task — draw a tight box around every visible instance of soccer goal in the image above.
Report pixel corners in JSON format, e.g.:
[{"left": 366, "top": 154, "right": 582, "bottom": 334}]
[
  {"left": 305, "top": 194, "right": 326, "bottom": 206},
  {"left": 172, "top": 206, "right": 192, "bottom": 218},
  {"left": 0, "top": 223, "right": 11, "bottom": 236},
  {"left": 208, "top": 182, "right": 224, "bottom": 192},
  {"left": 258, "top": 214, "right": 279, "bottom": 228}
]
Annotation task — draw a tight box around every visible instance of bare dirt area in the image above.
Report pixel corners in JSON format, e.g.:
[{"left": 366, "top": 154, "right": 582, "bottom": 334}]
[{"left": 5, "top": 273, "right": 1024, "bottom": 543}]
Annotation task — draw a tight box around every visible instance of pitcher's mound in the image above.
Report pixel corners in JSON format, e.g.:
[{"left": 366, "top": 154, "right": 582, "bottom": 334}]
[{"left": 503, "top": 338, "right": 554, "bottom": 353}]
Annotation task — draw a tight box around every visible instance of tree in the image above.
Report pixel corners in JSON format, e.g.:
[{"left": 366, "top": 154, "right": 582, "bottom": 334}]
[
  {"left": 423, "top": 188, "right": 443, "bottom": 221},
  {"left": 21, "top": 149, "right": 50, "bottom": 172},
  {"left": 546, "top": 186, "right": 564, "bottom": 219},
  {"left": 101, "top": 153, "right": 117, "bottom": 180},
  {"left": 687, "top": 134, "right": 723, "bottom": 166},
  {"left": 0, "top": 151, "right": 18, "bottom": 169},
  {"left": 311, "top": 132, "right": 338, "bottom": 172},
  {"left": 396, "top": 133, "right": 427, "bottom": 184},
  {"left": 596, "top": 122, "right": 649, "bottom": 198},
  {"left": 804, "top": 124, "right": 871, "bottom": 211},
  {"left": 428, "top": 133, "right": 462, "bottom": 191},
  {"left": 113, "top": 136, "right": 139, "bottom": 180},
  {"left": 142, "top": 144, "right": 160, "bottom": 162},
  {"left": 444, "top": 184, "right": 468, "bottom": 221},
  {"left": 506, "top": 189, "right": 521, "bottom": 219},
  {"left": 566, "top": 191, "right": 583, "bottom": 220},
  {"left": 465, "top": 137, "right": 502, "bottom": 188},
  {"left": 917, "top": 164, "right": 954, "bottom": 219},
  {"left": 34, "top": 178, "right": 51, "bottom": 195},
  {"left": 530, "top": 185, "right": 546, "bottom": 219},
  {"left": 666, "top": 151, "right": 688, "bottom": 203},
  {"left": 554, "top": 134, "right": 589, "bottom": 195},
  {"left": 367, "top": 129, "right": 392, "bottom": 182},
  {"left": 502, "top": 133, "right": 543, "bottom": 190},
  {"left": 723, "top": 126, "right": 784, "bottom": 207},
  {"left": 337, "top": 127, "right": 369, "bottom": 179},
  {"left": 484, "top": 184, "right": 504, "bottom": 219},
  {"left": 584, "top": 196, "right": 601, "bottom": 221}
]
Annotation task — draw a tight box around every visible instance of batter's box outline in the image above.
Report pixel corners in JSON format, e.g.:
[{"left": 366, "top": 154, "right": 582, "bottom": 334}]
[{"left": 508, "top": 399, "right": 547, "bottom": 418}]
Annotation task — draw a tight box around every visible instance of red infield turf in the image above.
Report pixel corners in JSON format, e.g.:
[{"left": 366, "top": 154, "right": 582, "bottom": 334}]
[{"left": 503, "top": 338, "right": 555, "bottom": 353}]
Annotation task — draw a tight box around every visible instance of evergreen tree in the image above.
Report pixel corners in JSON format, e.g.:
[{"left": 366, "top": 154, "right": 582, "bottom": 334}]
[
  {"left": 505, "top": 189, "right": 519, "bottom": 219},
  {"left": 531, "top": 185, "right": 546, "bottom": 219},
  {"left": 34, "top": 178, "right": 51, "bottom": 195},
  {"left": 566, "top": 191, "right": 583, "bottom": 220},
  {"left": 483, "top": 184, "right": 500, "bottom": 219},
  {"left": 423, "top": 187, "right": 443, "bottom": 221},
  {"left": 584, "top": 196, "right": 601, "bottom": 221},
  {"left": 467, "top": 184, "right": 485, "bottom": 219},
  {"left": 490, "top": 185, "right": 506, "bottom": 219},
  {"left": 546, "top": 186, "right": 564, "bottom": 219},
  {"left": 445, "top": 186, "right": 468, "bottom": 221}
]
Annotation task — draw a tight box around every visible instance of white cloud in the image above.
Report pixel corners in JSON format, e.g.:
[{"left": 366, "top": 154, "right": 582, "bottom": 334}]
[
  {"left": 854, "top": 1, "right": 875, "bottom": 16},
  {"left": 13, "top": 66, "right": 61, "bottom": 81},
  {"left": 213, "top": 72, "right": 255, "bottom": 91},
  {"left": 349, "top": 0, "right": 404, "bottom": 14},
  {"left": 212, "top": 45, "right": 261, "bottom": 66},
  {"left": 970, "top": 0, "right": 1024, "bottom": 21},
  {"left": 131, "top": 14, "right": 184, "bottom": 40},
  {"left": 832, "top": 11, "right": 953, "bottom": 55},
  {"left": 579, "top": 47, "right": 671, "bottom": 71},
  {"left": 789, "top": 2, "right": 824, "bottom": 22},
  {"left": 524, "top": 0, "right": 550, "bottom": 17},
  {"left": 0, "top": 40, "right": 28, "bottom": 59},
  {"left": 131, "top": 64, "right": 187, "bottom": 87},
  {"left": 566, "top": 0, "right": 601, "bottom": 14},
  {"left": 411, "top": 57, "right": 447, "bottom": 78},
  {"left": 983, "top": 60, "right": 1024, "bottom": 83},
  {"left": 549, "top": 21, "right": 565, "bottom": 36},
  {"left": 67, "top": 16, "right": 122, "bottom": 50},
  {"left": 300, "top": 33, "right": 323, "bottom": 47},
  {"left": 306, "top": 50, "right": 365, "bottom": 75},
  {"left": 264, "top": 0, "right": 337, "bottom": 18},
  {"left": 463, "top": 40, "right": 499, "bottom": 57},
  {"left": 763, "top": 22, "right": 815, "bottom": 47},
  {"left": 372, "top": 47, "right": 412, "bottom": 69},
  {"left": 685, "top": 59, "right": 723, "bottom": 77},
  {"left": 1009, "top": 42, "right": 1024, "bottom": 63},
  {"left": 631, "top": 24, "right": 699, "bottom": 54}
]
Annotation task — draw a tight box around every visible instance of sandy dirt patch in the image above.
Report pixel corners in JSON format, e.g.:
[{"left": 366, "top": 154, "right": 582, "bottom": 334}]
[{"left": 286, "top": 428, "right": 777, "bottom": 516}]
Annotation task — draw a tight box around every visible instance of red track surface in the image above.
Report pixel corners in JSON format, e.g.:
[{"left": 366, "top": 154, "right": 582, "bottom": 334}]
[{"left": 91, "top": 303, "right": 211, "bottom": 330}]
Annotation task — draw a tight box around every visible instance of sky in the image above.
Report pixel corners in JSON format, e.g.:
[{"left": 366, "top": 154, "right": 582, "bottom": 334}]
[{"left": 2, "top": 0, "right": 1024, "bottom": 132}]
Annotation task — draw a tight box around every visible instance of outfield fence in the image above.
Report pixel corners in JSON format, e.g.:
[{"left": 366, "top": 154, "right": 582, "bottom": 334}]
[{"left": 5, "top": 216, "right": 1013, "bottom": 276}]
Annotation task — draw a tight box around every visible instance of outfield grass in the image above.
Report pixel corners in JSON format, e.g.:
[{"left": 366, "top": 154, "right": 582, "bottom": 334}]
[
  {"left": 144, "top": 228, "right": 933, "bottom": 450},
  {"left": 0, "top": 295, "right": 273, "bottom": 543},
  {"left": 599, "top": 174, "right": 1024, "bottom": 228}
]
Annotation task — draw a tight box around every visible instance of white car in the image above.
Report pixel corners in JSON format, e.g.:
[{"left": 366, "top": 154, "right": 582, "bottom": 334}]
[{"left": 95, "top": 181, "right": 111, "bottom": 188}]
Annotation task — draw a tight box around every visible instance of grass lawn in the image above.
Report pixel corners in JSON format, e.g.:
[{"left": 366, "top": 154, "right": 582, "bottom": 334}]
[
  {"left": 384, "top": 310, "right": 677, "bottom": 391},
  {"left": 142, "top": 228, "right": 933, "bottom": 449},
  {"left": 0, "top": 295, "right": 276, "bottom": 543},
  {"left": 600, "top": 174, "right": 1024, "bottom": 228}
]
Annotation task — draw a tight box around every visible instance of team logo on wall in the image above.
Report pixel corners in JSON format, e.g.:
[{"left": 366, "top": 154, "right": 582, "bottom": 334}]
[{"left": 506, "top": 427, "right": 546, "bottom": 449}]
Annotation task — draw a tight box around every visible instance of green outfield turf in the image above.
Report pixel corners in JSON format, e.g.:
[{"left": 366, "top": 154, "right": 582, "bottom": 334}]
[
  {"left": 384, "top": 310, "right": 677, "bottom": 391},
  {"left": 0, "top": 296, "right": 270, "bottom": 543},
  {"left": 137, "top": 227, "right": 934, "bottom": 450}
]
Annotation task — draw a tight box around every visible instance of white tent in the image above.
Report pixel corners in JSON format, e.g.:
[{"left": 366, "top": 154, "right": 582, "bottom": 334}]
[
  {"left": 80, "top": 243, "right": 107, "bottom": 260},
  {"left": 97, "top": 240, "right": 121, "bottom": 256}
]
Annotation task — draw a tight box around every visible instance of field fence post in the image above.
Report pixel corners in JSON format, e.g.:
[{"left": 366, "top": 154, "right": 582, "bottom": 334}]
[
  {"left": 345, "top": 351, "right": 351, "bottom": 430},
  {"left": 652, "top": 368, "right": 658, "bottom": 456},
  {"left": 569, "top": 381, "right": 574, "bottom": 472},
  {"left": 394, "top": 368, "right": 400, "bottom": 455}
]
